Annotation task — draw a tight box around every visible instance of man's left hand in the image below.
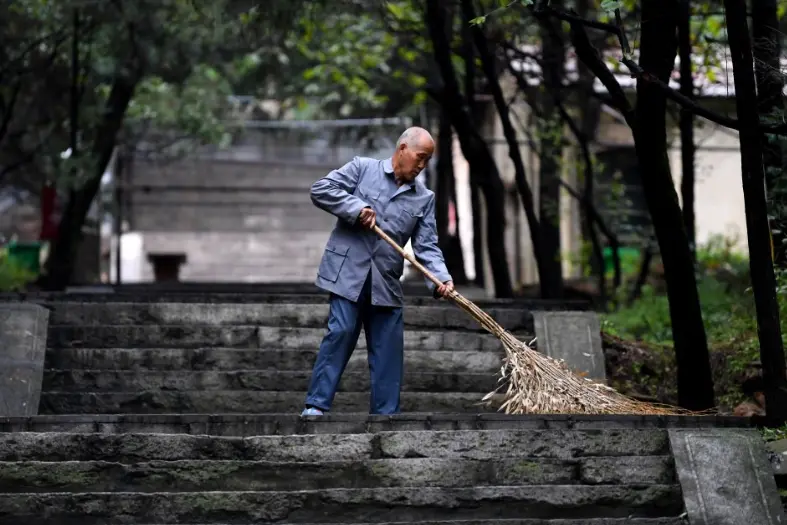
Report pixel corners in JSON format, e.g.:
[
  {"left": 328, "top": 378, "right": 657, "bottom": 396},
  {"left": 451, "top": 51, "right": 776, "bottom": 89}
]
[{"left": 436, "top": 280, "right": 455, "bottom": 299}]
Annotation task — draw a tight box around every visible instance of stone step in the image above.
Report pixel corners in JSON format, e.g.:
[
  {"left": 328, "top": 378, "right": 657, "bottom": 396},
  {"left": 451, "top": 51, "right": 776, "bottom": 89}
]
[
  {"left": 179, "top": 266, "right": 323, "bottom": 283},
  {"left": 140, "top": 232, "right": 331, "bottom": 253},
  {"left": 0, "top": 429, "right": 670, "bottom": 462},
  {"left": 0, "top": 456, "right": 675, "bottom": 493},
  {"left": 0, "top": 486, "right": 684, "bottom": 524},
  {"left": 12, "top": 290, "right": 589, "bottom": 309},
  {"left": 45, "top": 348, "right": 503, "bottom": 374},
  {"left": 121, "top": 520, "right": 687, "bottom": 525},
  {"left": 129, "top": 160, "right": 331, "bottom": 188},
  {"left": 39, "top": 391, "right": 498, "bottom": 414},
  {"left": 133, "top": 205, "right": 334, "bottom": 233},
  {"left": 43, "top": 370, "right": 500, "bottom": 393},
  {"left": 46, "top": 326, "right": 513, "bottom": 351},
  {"left": 47, "top": 303, "right": 534, "bottom": 332},
  {"left": 0, "top": 413, "right": 747, "bottom": 436}
]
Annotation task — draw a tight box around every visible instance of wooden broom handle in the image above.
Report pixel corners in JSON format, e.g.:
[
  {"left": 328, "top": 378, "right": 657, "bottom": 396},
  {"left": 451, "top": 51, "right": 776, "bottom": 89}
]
[
  {"left": 375, "top": 225, "right": 499, "bottom": 333},
  {"left": 373, "top": 225, "right": 446, "bottom": 289}
]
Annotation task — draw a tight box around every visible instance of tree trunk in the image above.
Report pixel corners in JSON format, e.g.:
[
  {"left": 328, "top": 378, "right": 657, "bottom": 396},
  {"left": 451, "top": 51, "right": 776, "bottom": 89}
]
[
  {"left": 461, "top": 2, "right": 483, "bottom": 288},
  {"left": 724, "top": 0, "right": 787, "bottom": 423},
  {"left": 677, "top": 0, "right": 696, "bottom": 260},
  {"left": 40, "top": 71, "right": 140, "bottom": 291},
  {"left": 436, "top": 108, "right": 468, "bottom": 284},
  {"left": 470, "top": 176, "right": 485, "bottom": 287},
  {"left": 628, "top": 243, "right": 654, "bottom": 305},
  {"left": 537, "top": 0, "right": 566, "bottom": 298},
  {"left": 425, "top": 0, "right": 514, "bottom": 297},
  {"left": 436, "top": 109, "right": 452, "bottom": 242},
  {"left": 465, "top": 0, "right": 550, "bottom": 297},
  {"left": 752, "top": 0, "right": 786, "bottom": 266},
  {"left": 634, "top": 0, "right": 715, "bottom": 410},
  {"left": 575, "top": 0, "right": 614, "bottom": 300}
]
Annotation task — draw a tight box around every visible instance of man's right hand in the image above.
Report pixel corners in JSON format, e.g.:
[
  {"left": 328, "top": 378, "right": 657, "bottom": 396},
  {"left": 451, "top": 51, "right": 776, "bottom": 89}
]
[{"left": 358, "top": 207, "right": 376, "bottom": 230}]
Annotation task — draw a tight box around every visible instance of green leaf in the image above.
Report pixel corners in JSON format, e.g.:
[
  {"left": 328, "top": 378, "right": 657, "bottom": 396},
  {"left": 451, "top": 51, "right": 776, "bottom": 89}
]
[
  {"left": 469, "top": 16, "right": 486, "bottom": 26},
  {"left": 520, "top": 0, "right": 534, "bottom": 4},
  {"left": 386, "top": 2, "right": 405, "bottom": 20},
  {"left": 600, "top": 0, "right": 622, "bottom": 12}
]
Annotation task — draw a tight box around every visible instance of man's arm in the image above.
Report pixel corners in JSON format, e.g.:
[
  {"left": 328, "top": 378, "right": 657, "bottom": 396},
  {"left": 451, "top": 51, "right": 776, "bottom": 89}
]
[
  {"left": 310, "top": 156, "right": 369, "bottom": 225},
  {"left": 411, "top": 194, "right": 453, "bottom": 298}
]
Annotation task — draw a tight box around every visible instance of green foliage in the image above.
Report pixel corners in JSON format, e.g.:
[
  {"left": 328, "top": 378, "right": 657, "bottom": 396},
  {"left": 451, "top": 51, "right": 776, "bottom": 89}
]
[
  {"left": 600, "top": 0, "right": 623, "bottom": 12},
  {"left": 604, "top": 274, "right": 756, "bottom": 350},
  {"left": 0, "top": 250, "right": 36, "bottom": 292},
  {"left": 127, "top": 65, "right": 235, "bottom": 151},
  {"left": 275, "top": 1, "right": 431, "bottom": 118},
  {"left": 0, "top": 0, "right": 296, "bottom": 190},
  {"left": 762, "top": 424, "right": 787, "bottom": 442},
  {"left": 695, "top": 233, "right": 750, "bottom": 277},
  {"left": 296, "top": 9, "right": 400, "bottom": 114},
  {"left": 602, "top": 236, "right": 779, "bottom": 409}
]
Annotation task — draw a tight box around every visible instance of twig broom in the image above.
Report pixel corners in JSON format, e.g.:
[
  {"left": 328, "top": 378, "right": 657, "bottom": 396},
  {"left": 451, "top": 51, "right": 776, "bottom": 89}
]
[{"left": 374, "top": 225, "right": 689, "bottom": 415}]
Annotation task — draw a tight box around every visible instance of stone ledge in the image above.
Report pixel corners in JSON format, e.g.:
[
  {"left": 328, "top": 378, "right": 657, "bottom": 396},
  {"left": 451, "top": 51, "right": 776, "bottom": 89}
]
[
  {"left": 0, "top": 485, "right": 685, "bottom": 524},
  {"left": 0, "top": 291, "right": 593, "bottom": 309},
  {"left": 124, "top": 516, "right": 686, "bottom": 525},
  {"left": 0, "top": 303, "right": 50, "bottom": 417},
  {"left": 0, "top": 456, "right": 676, "bottom": 492},
  {"left": 0, "top": 412, "right": 752, "bottom": 434},
  {"left": 669, "top": 428, "right": 785, "bottom": 525},
  {"left": 0, "top": 429, "right": 672, "bottom": 461}
]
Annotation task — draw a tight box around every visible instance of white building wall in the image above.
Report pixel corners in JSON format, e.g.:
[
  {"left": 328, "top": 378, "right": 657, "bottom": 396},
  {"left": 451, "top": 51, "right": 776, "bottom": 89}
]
[
  {"left": 452, "top": 90, "right": 584, "bottom": 296},
  {"left": 668, "top": 124, "right": 748, "bottom": 253},
  {"left": 451, "top": 112, "right": 751, "bottom": 298}
]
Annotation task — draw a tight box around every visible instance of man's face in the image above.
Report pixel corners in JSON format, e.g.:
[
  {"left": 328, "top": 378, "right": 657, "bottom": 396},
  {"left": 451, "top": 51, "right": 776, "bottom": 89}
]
[{"left": 394, "top": 138, "right": 434, "bottom": 183}]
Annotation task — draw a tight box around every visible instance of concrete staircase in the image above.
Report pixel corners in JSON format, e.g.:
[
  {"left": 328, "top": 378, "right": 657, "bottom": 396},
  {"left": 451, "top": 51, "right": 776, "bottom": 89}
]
[
  {"left": 0, "top": 293, "right": 750, "bottom": 523},
  {"left": 0, "top": 421, "right": 690, "bottom": 524},
  {"left": 40, "top": 300, "right": 532, "bottom": 414}
]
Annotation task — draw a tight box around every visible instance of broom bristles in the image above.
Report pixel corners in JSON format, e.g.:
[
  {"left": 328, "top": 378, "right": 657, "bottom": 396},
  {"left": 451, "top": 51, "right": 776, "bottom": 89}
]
[{"left": 448, "top": 292, "right": 698, "bottom": 416}]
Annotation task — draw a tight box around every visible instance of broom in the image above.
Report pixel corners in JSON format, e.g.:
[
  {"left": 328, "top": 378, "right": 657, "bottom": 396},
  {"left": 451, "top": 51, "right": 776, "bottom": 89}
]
[{"left": 374, "top": 225, "right": 688, "bottom": 415}]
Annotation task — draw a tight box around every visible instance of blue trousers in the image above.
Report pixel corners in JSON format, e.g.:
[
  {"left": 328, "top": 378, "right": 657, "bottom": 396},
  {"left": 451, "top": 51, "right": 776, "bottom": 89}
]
[{"left": 304, "top": 273, "right": 404, "bottom": 414}]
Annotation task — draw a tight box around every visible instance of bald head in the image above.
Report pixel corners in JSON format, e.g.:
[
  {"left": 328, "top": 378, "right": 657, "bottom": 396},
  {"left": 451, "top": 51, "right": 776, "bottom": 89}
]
[
  {"left": 396, "top": 127, "right": 435, "bottom": 149},
  {"left": 392, "top": 126, "right": 435, "bottom": 185}
]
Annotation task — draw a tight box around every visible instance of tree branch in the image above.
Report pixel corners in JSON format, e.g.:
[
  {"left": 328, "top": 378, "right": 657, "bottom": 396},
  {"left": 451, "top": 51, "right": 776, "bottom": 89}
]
[
  {"left": 465, "top": 0, "right": 549, "bottom": 293},
  {"left": 0, "top": 81, "right": 21, "bottom": 146},
  {"left": 533, "top": 3, "right": 787, "bottom": 135},
  {"left": 0, "top": 30, "right": 68, "bottom": 82}
]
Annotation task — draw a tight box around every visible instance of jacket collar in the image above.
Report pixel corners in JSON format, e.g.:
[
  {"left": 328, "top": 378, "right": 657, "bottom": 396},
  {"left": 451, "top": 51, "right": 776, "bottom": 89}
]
[{"left": 384, "top": 157, "right": 417, "bottom": 190}]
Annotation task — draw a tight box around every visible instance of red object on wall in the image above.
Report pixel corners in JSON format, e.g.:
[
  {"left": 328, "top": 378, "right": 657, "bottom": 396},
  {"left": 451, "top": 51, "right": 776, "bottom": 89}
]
[
  {"left": 448, "top": 200, "right": 457, "bottom": 236},
  {"left": 39, "top": 183, "right": 58, "bottom": 241}
]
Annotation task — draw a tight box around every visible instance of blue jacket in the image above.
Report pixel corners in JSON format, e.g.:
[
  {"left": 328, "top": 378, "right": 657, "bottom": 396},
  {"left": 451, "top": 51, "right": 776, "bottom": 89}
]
[{"left": 311, "top": 156, "right": 452, "bottom": 307}]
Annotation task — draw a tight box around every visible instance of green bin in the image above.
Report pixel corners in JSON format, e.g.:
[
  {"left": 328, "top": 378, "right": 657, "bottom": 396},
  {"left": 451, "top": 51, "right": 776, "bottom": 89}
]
[
  {"left": 602, "top": 246, "right": 642, "bottom": 275},
  {"left": 7, "top": 241, "right": 42, "bottom": 274}
]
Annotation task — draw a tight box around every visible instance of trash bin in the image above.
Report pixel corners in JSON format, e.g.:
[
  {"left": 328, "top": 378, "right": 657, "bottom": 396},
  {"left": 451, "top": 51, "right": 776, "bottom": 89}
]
[{"left": 7, "top": 241, "right": 42, "bottom": 274}]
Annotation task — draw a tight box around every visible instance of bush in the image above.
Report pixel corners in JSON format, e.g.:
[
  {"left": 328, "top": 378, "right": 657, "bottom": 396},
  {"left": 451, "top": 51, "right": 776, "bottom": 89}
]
[
  {"left": 0, "top": 248, "right": 36, "bottom": 292},
  {"left": 601, "top": 236, "right": 774, "bottom": 410}
]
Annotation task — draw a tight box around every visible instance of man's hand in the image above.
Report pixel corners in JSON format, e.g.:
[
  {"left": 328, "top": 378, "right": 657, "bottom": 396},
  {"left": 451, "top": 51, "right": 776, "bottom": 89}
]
[
  {"left": 436, "top": 280, "right": 455, "bottom": 299},
  {"left": 358, "top": 207, "right": 376, "bottom": 230}
]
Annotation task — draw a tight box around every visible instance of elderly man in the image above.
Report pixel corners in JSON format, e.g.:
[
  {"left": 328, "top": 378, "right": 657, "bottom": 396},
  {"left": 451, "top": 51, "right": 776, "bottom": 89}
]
[{"left": 301, "top": 127, "right": 454, "bottom": 416}]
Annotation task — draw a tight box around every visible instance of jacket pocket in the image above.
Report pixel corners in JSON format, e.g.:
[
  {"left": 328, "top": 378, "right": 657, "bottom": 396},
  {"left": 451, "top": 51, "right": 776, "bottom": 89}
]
[
  {"left": 405, "top": 207, "right": 424, "bottom": 219},
  {"left": 393, "top": 207, "right": 424, "bottom": 234},
  {"left": 357, "top": 186, "right": 381, "bottom": 204},
  {"left": 317, "top": 245, "right": 350, "bottom": 283}
]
